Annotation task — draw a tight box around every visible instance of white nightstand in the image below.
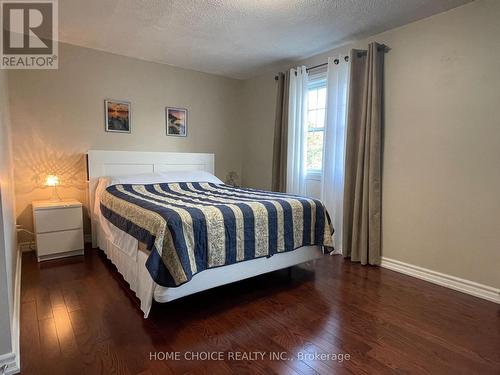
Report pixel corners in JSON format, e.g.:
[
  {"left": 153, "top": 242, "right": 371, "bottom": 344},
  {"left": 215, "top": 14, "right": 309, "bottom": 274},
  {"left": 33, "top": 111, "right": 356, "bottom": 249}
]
[{"left": 32, "top": 199, "right": 84, "bottom": 262}]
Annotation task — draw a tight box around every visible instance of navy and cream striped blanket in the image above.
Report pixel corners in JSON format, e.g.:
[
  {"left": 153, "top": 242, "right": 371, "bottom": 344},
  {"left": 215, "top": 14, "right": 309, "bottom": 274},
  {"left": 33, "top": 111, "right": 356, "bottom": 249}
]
[{"left": 100, "top": 182, "right": 334, "bottom": 287}]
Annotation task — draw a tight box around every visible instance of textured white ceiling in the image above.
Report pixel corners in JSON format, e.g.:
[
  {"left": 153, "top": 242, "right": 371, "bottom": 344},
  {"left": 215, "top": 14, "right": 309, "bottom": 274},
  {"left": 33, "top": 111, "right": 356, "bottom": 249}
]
[{"left": 59, "top": 0, "right": 473, "bottom": 79}]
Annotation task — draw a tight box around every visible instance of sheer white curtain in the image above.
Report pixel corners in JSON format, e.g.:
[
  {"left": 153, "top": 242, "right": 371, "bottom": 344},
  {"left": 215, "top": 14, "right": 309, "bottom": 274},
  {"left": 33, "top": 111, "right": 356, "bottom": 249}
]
[
  {"left": 321, "top": 56, "right": 350, "bottom": 253},
  {"left": 286, "top": 66, "right": 309, "bottom": 195}
]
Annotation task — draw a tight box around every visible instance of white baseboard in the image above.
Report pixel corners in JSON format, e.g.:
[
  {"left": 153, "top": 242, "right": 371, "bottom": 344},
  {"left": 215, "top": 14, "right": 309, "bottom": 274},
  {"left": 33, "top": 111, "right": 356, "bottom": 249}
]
[
  {"left": 0, "top": 249, "right": 21, "bottom": 374},
  {"left": 11, "top": 248, "right": 21, "bottom": 373},
  {"left": 381, "top": 257, "right": 500, "bottom": 304},
  {"left": 18, "top": 241, "right": 34, "bottom": 252}
]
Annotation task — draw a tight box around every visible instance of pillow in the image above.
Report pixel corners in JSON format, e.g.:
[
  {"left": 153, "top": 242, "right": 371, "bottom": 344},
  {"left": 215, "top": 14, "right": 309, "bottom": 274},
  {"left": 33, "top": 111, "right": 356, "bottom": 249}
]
[
  {"left": 106, "top": 171, "right": 223, "bottom": 187},
  {"left": 159, "top": 170, "right": 223, "bottom": 184},
  {"left": 109, "top": 173, "right": 167, "bottom": 186}
]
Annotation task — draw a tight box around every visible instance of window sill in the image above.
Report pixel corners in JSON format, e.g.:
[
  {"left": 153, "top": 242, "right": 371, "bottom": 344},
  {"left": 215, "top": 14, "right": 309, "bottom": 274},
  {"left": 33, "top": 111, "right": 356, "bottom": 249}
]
[{"left": 306, "top": 172, "right": 322, "bottom": 181}]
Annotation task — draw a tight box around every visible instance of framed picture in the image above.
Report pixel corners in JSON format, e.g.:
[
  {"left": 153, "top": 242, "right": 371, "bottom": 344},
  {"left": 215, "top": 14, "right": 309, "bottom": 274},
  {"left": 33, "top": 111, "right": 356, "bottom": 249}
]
[
  {"left": 166, "top": 107, "right": 187, "bottom": 137},
  {"left": 105, "top": 99, "right": 131, "bottom": 133}
]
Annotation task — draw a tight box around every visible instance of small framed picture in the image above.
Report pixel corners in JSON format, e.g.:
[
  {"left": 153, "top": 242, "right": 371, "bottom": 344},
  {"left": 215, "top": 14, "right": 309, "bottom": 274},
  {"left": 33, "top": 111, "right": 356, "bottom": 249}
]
[
  {"left": 166, "top": 107, "right": 187, "bottom": 137},
  {"left": 105, "top": 99, "right": 131, "bottom": 133}
]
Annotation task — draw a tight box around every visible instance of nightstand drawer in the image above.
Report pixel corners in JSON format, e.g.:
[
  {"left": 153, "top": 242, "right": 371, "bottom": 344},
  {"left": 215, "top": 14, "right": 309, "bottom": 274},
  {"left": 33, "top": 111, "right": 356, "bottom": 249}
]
[
  {"left": 34, "top": 206, "right": 82, "bottom": 233},
  {"left": 36, "top": 229, "right": 84, "bottom": 257}
]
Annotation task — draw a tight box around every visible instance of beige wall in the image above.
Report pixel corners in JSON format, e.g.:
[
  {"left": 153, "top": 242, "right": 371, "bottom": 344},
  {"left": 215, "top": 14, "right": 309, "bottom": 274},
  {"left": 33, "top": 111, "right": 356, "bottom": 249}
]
[
  {"left": 240, "top": 0, "right": 500, "bottom": 289},
  {"left": 9, "top": 43, "right": 243, "bottom": 239},
  {"left": 0, "top": 69, "right": 17, "bottom": 356}
]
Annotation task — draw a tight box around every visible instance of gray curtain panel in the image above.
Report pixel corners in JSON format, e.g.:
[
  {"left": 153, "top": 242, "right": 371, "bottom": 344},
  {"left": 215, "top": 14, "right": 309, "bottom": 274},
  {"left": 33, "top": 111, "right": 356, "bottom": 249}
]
[
  {"left": 343, "top": 42, "right": 385, "bottom": 265},
  {"left": 271, "top": 71, "right": 290, "bottom": 192}
]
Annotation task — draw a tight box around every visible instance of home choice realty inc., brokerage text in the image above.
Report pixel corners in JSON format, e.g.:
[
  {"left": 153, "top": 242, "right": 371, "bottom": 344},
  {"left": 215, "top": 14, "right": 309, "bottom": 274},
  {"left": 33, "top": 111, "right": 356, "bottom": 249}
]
[{"left": 149, "top": 351, "right": 352, "bottom": 362}]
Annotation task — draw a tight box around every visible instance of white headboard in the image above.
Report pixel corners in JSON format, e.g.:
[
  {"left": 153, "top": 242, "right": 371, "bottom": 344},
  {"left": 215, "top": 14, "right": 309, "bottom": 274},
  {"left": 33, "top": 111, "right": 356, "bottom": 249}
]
[{"left": 87, "top": 150, "right": 215, "bottom": 246}]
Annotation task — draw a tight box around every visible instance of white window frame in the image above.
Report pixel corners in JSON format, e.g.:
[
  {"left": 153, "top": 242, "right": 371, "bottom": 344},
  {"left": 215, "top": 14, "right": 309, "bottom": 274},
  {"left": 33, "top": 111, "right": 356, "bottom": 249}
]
[{"left": 306, "top": 73, "right": 327, "bottom": 179}]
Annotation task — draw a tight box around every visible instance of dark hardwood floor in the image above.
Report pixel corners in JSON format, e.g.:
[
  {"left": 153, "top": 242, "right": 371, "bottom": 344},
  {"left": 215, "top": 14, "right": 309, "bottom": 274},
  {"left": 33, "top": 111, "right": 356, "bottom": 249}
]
[{"left": 20, "top": 247, "right": 500, "bottom": 374}]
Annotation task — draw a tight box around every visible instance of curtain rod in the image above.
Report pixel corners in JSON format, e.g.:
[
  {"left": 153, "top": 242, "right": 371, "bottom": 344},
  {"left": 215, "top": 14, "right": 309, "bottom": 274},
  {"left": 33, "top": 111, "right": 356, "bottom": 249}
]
[
  {"left": 274, "top": 44, "right": 389, "bottom": 81},
  {"left": 307, "top": 55, "right": 349, "bottom": 72},
  {"left": 274, "top": 56, "right": 347, "bottom": 81}
]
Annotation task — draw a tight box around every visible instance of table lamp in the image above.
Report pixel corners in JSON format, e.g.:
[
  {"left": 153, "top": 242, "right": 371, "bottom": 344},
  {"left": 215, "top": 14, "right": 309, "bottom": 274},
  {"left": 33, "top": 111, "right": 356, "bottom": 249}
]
[{"left": 45, "top": 175, "right": 61, "bottom": 202}]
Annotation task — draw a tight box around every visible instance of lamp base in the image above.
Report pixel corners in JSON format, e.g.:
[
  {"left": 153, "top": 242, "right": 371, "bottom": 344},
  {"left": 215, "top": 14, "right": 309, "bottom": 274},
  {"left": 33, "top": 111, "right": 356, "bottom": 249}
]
[{"left": 50, "top": 186, "right": 62, "bottom": 202}]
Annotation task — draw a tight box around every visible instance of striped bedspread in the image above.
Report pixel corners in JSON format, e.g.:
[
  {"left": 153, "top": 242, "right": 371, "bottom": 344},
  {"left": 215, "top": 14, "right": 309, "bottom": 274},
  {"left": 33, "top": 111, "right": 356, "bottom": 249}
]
[{"left": 100, "top": 182, "right": 334, "bottom": 287}]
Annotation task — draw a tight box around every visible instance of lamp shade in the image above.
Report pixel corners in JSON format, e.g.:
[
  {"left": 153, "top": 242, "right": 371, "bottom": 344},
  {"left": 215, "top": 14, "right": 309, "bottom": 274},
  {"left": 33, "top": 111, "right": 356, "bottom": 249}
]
[{"left": 45, "top": 175, "right": 60, "bottom": 187}]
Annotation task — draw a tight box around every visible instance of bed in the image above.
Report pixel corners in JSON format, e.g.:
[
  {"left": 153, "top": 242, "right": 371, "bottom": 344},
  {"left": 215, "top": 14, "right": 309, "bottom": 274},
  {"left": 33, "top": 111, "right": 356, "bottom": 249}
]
[{"left": 88, "top": 150, "right": 334, "bottom": 317}]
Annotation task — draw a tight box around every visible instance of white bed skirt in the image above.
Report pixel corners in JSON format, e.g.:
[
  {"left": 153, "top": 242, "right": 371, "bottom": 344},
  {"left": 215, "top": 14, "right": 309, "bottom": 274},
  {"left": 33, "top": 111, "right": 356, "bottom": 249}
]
[{"left": 97, "top": 223, "right": 323, "bottom": 318}]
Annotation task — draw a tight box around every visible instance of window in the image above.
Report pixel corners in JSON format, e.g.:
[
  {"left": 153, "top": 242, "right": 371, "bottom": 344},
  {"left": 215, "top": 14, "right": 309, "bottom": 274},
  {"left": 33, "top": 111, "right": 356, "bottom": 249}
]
[{"left": 306, "top": 79, "right": 327, "bottom": 173}]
